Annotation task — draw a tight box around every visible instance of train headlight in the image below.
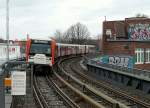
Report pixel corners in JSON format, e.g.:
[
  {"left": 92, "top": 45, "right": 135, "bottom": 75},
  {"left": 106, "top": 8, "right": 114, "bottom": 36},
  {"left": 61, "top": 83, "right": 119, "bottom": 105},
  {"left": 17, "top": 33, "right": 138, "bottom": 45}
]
[
  {"left": 29, "top": 56, "right": 34, "bottom": 62},
  {"left": 30, "top": 56, "right": 34, "bottom": 59}
]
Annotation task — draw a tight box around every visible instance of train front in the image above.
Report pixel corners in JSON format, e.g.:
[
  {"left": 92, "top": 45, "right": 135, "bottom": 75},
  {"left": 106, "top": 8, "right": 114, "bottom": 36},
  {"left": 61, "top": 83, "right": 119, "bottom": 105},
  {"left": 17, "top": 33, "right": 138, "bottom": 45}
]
[{"left": 26, "top": 39, "right": 55, "bottom": 72}]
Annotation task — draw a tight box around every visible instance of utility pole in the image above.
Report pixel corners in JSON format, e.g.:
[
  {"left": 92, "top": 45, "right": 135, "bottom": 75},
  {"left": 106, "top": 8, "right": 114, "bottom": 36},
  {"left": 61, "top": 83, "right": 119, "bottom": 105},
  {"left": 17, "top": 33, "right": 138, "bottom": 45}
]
[
  {"left": 0, "top": 1, "right": 10, "bottom": 108},
  {"left": 105, "top": 16, "right": 106, "bottom": 21},
  {"left": 6, "top": 0, "right": 9, "bottom": 61}
]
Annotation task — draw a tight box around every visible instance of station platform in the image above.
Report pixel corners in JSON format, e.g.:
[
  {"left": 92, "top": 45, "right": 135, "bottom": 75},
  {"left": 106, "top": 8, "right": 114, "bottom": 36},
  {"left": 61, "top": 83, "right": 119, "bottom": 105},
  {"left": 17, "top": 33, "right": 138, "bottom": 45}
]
[
  {"left": 0, "top": 60, "right": 12, "bottom": 108},
  {"left": 87, "top": 58, "right": 150, "bottom": 93},
  {"left": 5, "top": 92, "right": 12, "bottom": 108},
  {"left": 88, "top": 58, "right": 150, "bottom": 80}
]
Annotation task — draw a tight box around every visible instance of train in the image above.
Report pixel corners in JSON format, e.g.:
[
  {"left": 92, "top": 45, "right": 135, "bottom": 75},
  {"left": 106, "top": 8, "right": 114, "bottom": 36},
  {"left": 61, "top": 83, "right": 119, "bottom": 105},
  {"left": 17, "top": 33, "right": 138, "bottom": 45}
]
[{"left": 25, "top": 38, "right": 95, "bottom": 72}]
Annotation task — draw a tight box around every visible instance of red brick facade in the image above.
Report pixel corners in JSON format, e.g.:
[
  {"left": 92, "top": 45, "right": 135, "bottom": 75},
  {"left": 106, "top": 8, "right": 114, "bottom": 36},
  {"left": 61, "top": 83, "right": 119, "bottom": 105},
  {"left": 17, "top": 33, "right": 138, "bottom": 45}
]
[{"left": 102, "top": 17, "right": 150, "bottom": 70}]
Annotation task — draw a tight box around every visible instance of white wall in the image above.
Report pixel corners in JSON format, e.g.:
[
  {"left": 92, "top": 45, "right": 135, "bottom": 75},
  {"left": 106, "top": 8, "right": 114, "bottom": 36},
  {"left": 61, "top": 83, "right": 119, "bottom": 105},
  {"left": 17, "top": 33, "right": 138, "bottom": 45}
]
[{"left": 0, "top": 43, "right": 20, "bottom": 60}]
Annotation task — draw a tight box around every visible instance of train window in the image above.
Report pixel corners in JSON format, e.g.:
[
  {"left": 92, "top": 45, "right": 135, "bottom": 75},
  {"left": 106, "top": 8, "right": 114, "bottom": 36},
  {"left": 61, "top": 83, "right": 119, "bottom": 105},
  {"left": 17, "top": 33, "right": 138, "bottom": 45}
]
[{"left": 30, "top": 43, "right": 51, "bottom": 55}]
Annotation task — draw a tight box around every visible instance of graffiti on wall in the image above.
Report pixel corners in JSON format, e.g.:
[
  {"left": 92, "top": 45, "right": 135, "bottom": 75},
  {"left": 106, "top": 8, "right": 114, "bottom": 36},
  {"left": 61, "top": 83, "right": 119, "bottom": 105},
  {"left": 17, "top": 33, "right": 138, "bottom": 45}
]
[
  {"left": 109, "top": 56, "right": 130, "bottom": 67},
  {"left": 100, "top": 55, "right": 133, "bottom": 68},
  {"left": 128, "top": 23, "right": 150, "bottom": 40}
]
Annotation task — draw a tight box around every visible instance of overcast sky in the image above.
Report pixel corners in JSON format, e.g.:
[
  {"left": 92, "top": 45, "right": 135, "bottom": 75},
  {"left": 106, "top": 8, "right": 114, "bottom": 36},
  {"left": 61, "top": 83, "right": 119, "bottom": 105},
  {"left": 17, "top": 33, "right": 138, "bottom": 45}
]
[{"left": 0, "top": 0, "right": 150, "bottom": 40}]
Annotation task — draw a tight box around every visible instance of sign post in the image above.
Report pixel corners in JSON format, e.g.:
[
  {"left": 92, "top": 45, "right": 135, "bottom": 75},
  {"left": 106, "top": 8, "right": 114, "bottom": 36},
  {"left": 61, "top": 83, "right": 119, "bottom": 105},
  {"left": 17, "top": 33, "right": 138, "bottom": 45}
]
[{"left": 11, "top": 71, "right": 26, "bottom": 95}]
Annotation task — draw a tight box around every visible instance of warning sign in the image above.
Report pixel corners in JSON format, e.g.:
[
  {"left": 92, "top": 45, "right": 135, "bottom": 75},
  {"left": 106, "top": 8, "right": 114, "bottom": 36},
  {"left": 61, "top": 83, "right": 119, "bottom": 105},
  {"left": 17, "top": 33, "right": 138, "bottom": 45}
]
[{"left": 11, "top": 71, "right": 26, "bottom": 95}]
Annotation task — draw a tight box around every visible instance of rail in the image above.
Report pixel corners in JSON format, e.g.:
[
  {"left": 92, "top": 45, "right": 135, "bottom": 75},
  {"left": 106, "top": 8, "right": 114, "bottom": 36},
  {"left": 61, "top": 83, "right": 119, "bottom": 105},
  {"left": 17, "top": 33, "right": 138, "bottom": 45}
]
[
  {"left": 57, "top": 56, "right": 129, "bottom": 108},
  {"left": 46, "top": 73, "right": 80, "bottom": 108},
  {"left": 70, "top": 58, "right": 150, "bottom": 108},
  {"left": 33, "top": 60, "right": 80, "bottom": 108},
  {"left": 33, "top": 75, "right": 49, "bottom": 108},
  {"left": 53, "top": 71, "right": 105, "bottom": 108}
]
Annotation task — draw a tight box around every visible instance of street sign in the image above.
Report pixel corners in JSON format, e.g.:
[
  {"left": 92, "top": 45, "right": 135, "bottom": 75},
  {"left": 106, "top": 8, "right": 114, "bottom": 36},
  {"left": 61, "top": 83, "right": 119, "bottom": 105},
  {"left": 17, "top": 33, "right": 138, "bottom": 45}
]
[{"left": 11, "top": 71, "right": 26, "bottom": 95}]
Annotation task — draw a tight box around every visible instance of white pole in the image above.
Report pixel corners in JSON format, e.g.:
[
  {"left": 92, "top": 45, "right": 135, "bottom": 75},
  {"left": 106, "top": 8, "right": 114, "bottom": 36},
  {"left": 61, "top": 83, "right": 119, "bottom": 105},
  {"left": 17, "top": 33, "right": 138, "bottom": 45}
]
[{"left": 6, "top": 0, "right": 9, "bottom": 61}]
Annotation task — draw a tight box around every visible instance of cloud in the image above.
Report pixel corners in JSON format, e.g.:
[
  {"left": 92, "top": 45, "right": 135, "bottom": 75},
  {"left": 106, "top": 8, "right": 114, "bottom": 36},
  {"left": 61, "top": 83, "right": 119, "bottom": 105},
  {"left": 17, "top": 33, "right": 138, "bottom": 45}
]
[{"left": 0, "top": 0, "right": 150, "bottom": 40}]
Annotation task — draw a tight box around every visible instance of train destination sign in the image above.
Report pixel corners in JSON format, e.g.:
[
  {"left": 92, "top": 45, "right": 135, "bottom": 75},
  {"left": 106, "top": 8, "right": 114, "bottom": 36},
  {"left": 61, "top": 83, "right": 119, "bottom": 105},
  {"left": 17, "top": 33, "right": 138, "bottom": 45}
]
[{"left": 11, "top": 71, "right": 26, "bottom": 95}]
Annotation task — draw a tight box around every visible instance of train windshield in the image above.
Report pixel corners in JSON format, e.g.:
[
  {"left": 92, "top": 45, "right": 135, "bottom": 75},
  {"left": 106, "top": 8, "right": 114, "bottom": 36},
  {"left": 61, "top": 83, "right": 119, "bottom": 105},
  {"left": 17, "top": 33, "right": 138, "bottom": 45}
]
[{"left": 30, "top": 43, "right": 51, "bottom": 55}]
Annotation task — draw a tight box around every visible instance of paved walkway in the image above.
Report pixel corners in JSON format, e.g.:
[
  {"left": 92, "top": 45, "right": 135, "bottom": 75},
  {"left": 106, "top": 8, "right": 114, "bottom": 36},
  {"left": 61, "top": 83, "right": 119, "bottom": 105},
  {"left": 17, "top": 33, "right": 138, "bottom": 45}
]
[{"left": 5, "top": 93, "right": 12, "bottom": 108}]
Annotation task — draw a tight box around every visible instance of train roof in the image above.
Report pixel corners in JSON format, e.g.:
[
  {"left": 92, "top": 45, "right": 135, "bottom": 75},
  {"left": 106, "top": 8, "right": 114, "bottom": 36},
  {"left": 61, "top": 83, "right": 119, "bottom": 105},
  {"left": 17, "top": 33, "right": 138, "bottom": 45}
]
[
  {"left": 30, "top": 38, "right": 52, "bottom": 41},
  {"left": 56, "top": 43, "right": 95, "bottom": 47},
  {"left": 56, "top": 43, "right": 86, "bottom": 46}
]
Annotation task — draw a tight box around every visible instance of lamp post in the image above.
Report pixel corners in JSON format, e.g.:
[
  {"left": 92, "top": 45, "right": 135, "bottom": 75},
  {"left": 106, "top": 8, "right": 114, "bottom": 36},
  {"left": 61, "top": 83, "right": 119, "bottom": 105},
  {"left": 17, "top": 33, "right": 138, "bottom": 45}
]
[
  {"left": 6, "top": 0, "right": 9, "bottom": 61},
  {"left": 1, "top": 1, "right": 10, "bottom": 108}
]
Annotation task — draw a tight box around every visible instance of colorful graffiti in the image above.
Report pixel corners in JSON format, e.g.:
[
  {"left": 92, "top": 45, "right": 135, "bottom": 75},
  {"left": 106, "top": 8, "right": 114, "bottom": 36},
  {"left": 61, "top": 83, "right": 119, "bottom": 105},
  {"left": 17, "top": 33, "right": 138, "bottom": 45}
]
[
  {"left": 99, "top": 55, "right": 134, "bottom": 68},
  {"left": 128, "top": 23, "right": 150, "bottom": 40}
]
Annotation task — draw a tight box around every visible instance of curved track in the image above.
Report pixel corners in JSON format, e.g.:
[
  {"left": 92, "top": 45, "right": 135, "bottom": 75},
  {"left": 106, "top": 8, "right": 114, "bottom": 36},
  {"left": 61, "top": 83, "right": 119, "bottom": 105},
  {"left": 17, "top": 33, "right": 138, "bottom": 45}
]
[
  {"left": 52, "top": 59, "right": 105, "bottom": 108},
  {"left": 55, "top": 57, "right": 128, "bottom": 108},
  {"left": 60, "top": 56, "right": 150, "bottom": 108}
]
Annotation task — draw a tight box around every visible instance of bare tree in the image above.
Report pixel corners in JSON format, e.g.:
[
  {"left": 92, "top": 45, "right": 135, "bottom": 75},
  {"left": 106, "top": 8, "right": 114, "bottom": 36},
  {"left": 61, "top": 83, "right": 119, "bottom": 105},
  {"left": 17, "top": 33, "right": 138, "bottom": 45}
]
[
  {"left": 53, "top": 30, "right": 64, "bottom": 43},
  {"left": 0, "top": 38, "right": 4, "bottom": 43},
  {"left": 64, "top": 22, "right": 90, "bottom": 44}
]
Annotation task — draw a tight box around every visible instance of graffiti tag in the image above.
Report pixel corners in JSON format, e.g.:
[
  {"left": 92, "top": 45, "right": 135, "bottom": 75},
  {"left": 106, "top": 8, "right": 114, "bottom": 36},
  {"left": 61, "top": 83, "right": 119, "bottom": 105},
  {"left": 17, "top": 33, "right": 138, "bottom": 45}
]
[
  {"left": 128, "top": 23, "right": 150, "bottom": 40},
  {"left": 109, "top": 56, "right": 130, "bottom": 67}
]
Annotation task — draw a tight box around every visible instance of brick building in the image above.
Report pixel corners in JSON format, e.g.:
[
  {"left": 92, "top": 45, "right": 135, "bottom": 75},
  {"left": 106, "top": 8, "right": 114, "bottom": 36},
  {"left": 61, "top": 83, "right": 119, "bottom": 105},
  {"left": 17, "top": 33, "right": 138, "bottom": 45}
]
[{"left": 102, "top": 17, "right": 150, "bottom": 70}]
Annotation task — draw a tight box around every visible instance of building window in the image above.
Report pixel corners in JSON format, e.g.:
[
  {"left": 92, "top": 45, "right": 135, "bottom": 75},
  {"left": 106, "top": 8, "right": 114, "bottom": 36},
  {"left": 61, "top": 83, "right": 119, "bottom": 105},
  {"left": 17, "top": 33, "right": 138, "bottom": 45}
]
[
  {"left": 145, "top": 48, "right": 150, "bottom": 63},
  {"left": 106, "top": 29, "right": 112, "bottom": 38},
  {"left": 135, "top": 48, "right": 144, "bottom": 64}
]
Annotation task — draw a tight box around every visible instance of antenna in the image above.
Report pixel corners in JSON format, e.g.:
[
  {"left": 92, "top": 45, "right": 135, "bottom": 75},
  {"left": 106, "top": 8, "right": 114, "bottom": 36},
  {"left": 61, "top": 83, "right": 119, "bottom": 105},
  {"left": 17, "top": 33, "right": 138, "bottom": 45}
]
[{"left": 6, "top": 0, "right": 9, "bottom": 61}]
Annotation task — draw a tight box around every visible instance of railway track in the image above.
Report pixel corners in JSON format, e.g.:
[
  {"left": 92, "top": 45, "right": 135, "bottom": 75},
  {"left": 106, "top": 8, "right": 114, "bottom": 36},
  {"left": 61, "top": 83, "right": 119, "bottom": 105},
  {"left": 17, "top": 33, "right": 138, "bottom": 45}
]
[
  {"left": 60, "top": 56, "right": 150, "bottom": 108},
  {"left": 52, "top": 61, "right": 106, "bottom": 108},
  {"left": 32, "top": 60, "right": 103, "bottom": 108},
  {"left": 33, "top": 64, "right": 81, "bottom": 108},
  {"left": 33, "top": 75, "right": 70, "bottom": 108},
  {"left": 54, "top": 56, "right": 129, "bottom": 108}
]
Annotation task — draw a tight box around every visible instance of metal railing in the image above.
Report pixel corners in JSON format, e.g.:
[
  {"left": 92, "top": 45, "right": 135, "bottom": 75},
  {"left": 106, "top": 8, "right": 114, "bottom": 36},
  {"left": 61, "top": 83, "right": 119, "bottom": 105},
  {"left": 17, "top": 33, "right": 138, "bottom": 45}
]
[{"left": 0, "top": 57, "right": 27, "bottom": 108}]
